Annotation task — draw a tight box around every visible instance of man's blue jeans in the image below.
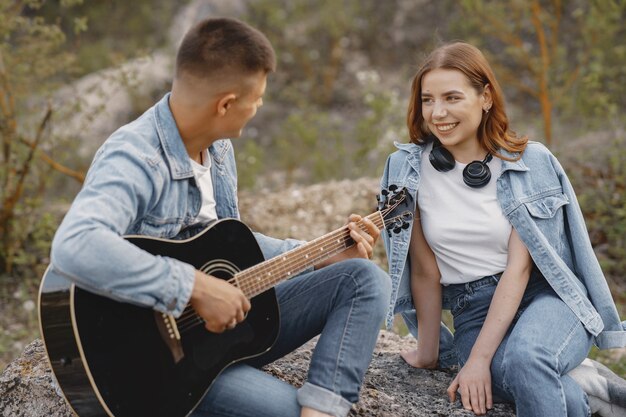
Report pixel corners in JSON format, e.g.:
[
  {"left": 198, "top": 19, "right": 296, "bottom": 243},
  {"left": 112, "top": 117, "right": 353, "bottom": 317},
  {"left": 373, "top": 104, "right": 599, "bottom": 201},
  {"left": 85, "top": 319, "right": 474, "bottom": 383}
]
[
  {"left": 191, "top": 258, "right": 391, "bottom": 417},
  {"left": 443, "top": 271, "right": 593, "bottom": 417}
]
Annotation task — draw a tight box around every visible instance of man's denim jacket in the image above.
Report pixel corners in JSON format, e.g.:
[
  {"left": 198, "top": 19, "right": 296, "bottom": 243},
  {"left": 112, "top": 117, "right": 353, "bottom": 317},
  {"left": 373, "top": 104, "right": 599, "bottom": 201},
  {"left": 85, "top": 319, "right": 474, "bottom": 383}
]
[
  {"left": 381, "top": 141, "right": 626, "bottom": 350},
  {"left": 49, "top": 94, "right": 300, "bottom": 318}
]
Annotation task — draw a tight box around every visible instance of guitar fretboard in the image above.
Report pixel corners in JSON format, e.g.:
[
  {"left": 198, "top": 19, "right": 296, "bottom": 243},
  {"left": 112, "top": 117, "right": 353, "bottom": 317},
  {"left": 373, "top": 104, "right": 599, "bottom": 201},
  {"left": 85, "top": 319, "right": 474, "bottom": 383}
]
[{"left": 234, "top": 211, "right": 385, "bottom": 298}]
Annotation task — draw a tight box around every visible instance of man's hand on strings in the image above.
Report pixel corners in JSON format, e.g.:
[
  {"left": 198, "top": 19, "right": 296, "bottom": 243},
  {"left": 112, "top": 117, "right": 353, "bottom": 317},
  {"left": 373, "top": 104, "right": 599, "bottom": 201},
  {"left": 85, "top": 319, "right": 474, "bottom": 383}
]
[
  {"left": 190, "top": 271, "right": 250, "bottom": 333},
  {"left": 316, "top": 214, "right": 379, "bottom": 268}
]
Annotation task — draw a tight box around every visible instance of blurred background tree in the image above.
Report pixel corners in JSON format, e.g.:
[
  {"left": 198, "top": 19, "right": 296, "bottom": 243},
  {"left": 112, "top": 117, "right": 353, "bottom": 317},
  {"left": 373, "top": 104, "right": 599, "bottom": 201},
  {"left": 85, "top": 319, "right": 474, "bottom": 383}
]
[
  {"left": 0, "top": 0, "right": 86, "bottom": 274},
  {"left": 454, "top": 0, "right": 626, "bottom": 146}
]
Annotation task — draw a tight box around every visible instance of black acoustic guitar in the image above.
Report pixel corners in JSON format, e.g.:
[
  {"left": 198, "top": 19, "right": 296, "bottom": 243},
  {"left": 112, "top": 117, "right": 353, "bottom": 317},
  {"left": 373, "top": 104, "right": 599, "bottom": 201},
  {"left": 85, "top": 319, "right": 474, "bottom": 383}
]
[{"left": 38, "top": 187, "right": 412, "bottom": 417}]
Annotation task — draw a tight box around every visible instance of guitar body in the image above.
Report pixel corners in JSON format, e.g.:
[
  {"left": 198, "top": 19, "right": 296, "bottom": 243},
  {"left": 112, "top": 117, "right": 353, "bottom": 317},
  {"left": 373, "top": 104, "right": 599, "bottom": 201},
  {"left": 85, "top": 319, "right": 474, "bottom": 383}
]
[{"left": 39, "top": 219, "right": 279, "bottom": 417}]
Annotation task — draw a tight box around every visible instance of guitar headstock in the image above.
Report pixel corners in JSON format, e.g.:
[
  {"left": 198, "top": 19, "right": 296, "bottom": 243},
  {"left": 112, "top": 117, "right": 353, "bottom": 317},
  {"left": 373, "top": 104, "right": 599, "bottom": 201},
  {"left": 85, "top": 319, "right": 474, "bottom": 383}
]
[{"left": 377, "top": 185, "right": 415, "bottom": 237}]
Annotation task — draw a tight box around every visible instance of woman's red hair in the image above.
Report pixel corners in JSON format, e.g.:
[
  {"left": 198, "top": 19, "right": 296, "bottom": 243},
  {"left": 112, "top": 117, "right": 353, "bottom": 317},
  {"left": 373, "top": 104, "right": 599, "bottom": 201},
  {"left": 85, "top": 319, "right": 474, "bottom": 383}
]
[{"left": 407, "top": 42, "right": 527, "bottom": 159}]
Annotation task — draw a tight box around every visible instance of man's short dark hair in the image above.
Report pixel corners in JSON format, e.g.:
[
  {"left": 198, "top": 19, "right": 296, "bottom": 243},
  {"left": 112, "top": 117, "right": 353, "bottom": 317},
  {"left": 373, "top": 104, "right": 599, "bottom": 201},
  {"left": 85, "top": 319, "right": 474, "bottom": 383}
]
[{"left": 175, "top": 17, "right": 276, "bottom": 79}]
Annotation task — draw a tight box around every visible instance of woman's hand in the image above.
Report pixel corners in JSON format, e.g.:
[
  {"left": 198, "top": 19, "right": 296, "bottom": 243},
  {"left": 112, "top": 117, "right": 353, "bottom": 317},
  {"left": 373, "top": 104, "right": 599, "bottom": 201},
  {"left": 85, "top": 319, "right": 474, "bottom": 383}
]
[{"left": 447, "top": 357, "right": 493, "bottom": 415}]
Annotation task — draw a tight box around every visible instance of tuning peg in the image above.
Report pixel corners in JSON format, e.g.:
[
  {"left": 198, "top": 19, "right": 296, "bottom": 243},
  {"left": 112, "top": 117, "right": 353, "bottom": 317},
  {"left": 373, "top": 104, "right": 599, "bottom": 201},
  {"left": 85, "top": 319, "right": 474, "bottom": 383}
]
[
  {"left": 381, "top": 189, "right": 389, "bottom": 196},
  {"left": 389, "top": 184, "right": 398, "bottom": 192},
  {"left": 402, "top": 222, "right": 410, "bottom": 229}
]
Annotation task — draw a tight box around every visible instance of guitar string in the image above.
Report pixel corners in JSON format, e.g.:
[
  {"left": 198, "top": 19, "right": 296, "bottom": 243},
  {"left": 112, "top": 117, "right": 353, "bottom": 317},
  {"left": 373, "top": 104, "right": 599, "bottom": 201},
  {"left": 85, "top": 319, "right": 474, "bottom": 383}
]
[
  {"left": 175, "top": 221, "right": 369, "bottom": 331},
  {"left": 175, "top": 223, "right": 366, "bottom": 332},
  {"left": 175, "top": 217, "right": 395, "bottom": 332},
  {"left": 176, "top": 213, "right": 383, "bottom": 325},
  {"left": 176, "top": 206, "right": 405, "bottom": 331},
  {"left": 175, "top": 211, "right": 399, "bottom": 330},
  {"left": 176, "top": 213, "right": 386, "bottom": 328},
  {"left": 175, "top": 210, "right": 403, "bottom": 331},
  {"left": 235, "top": 212, "right": 384, "bottom": 297}
]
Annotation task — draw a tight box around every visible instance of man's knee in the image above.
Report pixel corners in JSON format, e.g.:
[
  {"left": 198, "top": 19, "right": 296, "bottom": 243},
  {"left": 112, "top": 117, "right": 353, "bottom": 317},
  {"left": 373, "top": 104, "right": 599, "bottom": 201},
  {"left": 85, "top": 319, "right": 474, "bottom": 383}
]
[
  {"left": 340, "top": 258, "right": 391, "bottom": 309},
  {"left": 348, "top": 258, "right": 390, "bottom": 294}
]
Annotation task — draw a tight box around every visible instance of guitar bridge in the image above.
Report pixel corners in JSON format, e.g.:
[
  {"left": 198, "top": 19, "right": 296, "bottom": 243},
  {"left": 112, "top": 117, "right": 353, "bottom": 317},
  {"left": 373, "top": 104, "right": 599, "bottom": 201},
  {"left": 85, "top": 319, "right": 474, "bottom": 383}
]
[{"left": 154, "top": 311, "right": 185, "bottom": 363}]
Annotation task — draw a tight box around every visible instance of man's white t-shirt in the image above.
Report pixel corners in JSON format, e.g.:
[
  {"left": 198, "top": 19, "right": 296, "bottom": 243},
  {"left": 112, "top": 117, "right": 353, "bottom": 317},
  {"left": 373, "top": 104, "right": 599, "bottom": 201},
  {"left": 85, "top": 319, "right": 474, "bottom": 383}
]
[{"left": 190, "top": 149, "right": 218, "bottom": 224}]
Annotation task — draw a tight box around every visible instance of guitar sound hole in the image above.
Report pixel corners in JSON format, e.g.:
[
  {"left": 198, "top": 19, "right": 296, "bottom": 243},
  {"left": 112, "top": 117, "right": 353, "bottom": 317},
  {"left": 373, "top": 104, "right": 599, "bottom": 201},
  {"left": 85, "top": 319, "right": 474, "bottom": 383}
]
[{"left": 199, "top": 259, "right": 240, "bottom": 279}]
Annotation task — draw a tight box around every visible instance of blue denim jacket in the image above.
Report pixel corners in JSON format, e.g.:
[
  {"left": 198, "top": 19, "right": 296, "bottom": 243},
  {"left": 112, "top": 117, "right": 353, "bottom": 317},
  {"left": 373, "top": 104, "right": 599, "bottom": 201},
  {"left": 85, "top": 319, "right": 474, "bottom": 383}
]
[
  {"left": 380, "top": 141, "right": 626, "bottom": 350},
  {"left": 49, "top": 93, "right": 300, "bottom": 317}
]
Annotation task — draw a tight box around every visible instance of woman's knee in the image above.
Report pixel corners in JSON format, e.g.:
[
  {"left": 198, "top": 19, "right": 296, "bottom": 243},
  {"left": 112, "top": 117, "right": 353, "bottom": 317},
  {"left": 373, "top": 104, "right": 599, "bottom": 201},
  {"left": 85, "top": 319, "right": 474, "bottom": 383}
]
[{"left": 500, "top": 340, "right": 560, "bottom": 398}]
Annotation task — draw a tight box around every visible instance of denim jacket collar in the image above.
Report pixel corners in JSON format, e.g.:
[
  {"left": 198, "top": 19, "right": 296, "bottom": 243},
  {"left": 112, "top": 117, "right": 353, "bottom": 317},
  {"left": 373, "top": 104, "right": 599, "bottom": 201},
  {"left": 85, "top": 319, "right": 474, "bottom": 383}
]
[
  {"left": 154, "top": 93, "right": 195, "bottom": 180},
  {"left": 499, "top": 148, "right": 529, "bottom": 174}
]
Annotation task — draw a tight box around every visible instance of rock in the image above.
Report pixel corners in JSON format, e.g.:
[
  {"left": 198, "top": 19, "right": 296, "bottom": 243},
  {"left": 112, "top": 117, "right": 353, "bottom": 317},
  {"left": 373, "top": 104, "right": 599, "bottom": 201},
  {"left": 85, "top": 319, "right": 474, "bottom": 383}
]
[
  {"left": 0, "top": 340, "right": 73, "bottom": 417},
  {"left": 0, "top": 334, "right": 515, "bottom": 416},
  {"left": 266, "top": 331, "right": 516, "bottom": 417}
]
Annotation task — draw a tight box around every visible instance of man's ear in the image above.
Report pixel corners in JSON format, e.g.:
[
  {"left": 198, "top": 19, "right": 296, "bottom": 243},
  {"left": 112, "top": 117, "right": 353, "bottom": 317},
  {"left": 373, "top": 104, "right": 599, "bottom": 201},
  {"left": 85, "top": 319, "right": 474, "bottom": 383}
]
[{"left": 216, "top": 93, "right": 237, "bottom": 116}]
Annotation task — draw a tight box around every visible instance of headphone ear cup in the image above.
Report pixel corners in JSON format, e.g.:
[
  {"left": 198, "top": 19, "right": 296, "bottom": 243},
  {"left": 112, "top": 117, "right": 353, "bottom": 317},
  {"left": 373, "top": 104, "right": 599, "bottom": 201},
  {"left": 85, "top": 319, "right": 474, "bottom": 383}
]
[
  {"left": 463, "top": 159, "right": 492, "bottom": 188},
  {"left": 429, "top": 143, "right": 456, "bottom": 172}
]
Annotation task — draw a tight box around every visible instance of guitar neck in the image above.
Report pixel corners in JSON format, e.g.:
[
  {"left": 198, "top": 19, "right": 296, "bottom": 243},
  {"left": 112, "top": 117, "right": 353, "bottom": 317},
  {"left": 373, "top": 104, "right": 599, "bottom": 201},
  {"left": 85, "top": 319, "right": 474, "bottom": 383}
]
[{"left": 234, "top": 211, "right": 385, "bottom": 298}]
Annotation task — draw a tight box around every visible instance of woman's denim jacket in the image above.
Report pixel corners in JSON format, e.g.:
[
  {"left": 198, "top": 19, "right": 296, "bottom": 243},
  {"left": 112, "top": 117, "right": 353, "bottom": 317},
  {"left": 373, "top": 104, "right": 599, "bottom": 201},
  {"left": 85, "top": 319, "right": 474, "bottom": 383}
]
[
  {"left": 381, "top": 141, "right": 626, "bottom": 350},
  {"left": 49, "top": 93, "right": 300, "bottom": 318}
]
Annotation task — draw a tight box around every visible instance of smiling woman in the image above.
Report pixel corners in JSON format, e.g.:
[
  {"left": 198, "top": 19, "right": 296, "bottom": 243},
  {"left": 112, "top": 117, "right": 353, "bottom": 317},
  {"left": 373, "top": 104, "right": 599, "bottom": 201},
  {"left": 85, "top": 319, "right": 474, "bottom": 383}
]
[{"left": 380, "top": 41, "right": 626, "bottom": 417}]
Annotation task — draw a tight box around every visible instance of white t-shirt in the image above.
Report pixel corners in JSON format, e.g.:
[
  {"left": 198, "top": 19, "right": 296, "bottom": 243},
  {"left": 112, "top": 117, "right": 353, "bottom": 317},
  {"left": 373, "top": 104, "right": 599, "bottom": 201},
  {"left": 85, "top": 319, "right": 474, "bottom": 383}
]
[
  {"left": 190, "top": 149, "right": 217, "bottom": 224},
  {"left": 418, "top": 142, "right": 512, "bottom": 285}
]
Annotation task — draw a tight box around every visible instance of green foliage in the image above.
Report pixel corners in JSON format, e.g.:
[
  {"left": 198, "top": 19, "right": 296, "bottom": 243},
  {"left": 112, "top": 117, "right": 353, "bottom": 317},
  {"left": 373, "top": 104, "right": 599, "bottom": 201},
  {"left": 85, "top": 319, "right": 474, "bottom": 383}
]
[
  {"left": 236, "top": 139, "right": 266, "bottom": 190},
  {"left": 0, "top": 0, "right": 85, "bottom": 273},
  {"left": 235, "top": 1, "right": 407, "bottom": 189},
  {"left": 567, "top": 1, "right": 626, "bottom": 127},
  {"left": 452, "top": 0, "right": 626, "bottom": 144},
  {"left": 564, "top": 132, "right": 626, "bottom": 293},
  {"left": 235, "top": 85, "right": 402, "bottom": 189},
  {"left": 33, "top": 0, "right": 188, "bottom": 75},
  {"left": 0, "top": 0, "right": 83, "bottom": 92},
  {"left": 247, "top": 0, "right": 397, "bottom": 107}
]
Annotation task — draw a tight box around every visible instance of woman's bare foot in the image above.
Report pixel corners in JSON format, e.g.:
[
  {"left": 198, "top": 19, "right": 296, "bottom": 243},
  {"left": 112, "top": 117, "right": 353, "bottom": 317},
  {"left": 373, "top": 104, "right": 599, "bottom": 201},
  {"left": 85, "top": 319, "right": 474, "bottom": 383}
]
[
  {"left": 400, "top": 348, "right": 420, "bottom": 367},
  {"left": 400, "top": 348, "right": 437, "bottom": 369}
]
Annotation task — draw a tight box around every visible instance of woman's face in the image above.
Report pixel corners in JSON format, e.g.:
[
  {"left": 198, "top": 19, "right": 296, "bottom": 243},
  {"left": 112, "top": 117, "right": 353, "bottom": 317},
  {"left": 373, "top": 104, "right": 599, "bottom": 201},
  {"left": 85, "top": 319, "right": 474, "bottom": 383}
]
[{"left": 421, "top": 68, "right": 489, "bottom": 155}]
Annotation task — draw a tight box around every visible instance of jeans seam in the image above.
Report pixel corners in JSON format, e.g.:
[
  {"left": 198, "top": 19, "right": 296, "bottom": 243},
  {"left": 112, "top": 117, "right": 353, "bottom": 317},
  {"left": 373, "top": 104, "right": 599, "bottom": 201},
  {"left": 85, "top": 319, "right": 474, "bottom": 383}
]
[
  {"left": 278, "top": 273, "right": 340, "bottom": 307},
  {"left": 331, "top": 273, "right": 359, "bottom": 393},
  {"left": 555, "top": 317, "right": 582, "bottom": 373}
]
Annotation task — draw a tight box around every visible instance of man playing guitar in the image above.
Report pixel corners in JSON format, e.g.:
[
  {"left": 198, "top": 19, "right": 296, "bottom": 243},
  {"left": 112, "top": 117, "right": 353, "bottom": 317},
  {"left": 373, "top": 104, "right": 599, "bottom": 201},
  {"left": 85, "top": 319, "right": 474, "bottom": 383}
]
[{"left": 45, "top": 17, "right": 391, "bottom": 417}]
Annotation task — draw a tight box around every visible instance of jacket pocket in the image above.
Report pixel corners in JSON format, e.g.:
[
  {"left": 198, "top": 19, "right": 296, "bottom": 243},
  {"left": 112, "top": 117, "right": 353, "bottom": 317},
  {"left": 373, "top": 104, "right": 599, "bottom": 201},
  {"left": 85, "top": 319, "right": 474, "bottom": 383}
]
[{"left": 523, "top": 192, "right": 569, "bottom": 219}]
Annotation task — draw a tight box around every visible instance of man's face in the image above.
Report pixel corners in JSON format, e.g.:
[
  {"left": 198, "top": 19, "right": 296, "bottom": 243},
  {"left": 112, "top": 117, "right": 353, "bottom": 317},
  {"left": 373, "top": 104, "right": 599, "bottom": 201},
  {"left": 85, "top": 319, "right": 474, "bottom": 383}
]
[{"left": 221, "top": 72, "right": 267, "bottom": 138}]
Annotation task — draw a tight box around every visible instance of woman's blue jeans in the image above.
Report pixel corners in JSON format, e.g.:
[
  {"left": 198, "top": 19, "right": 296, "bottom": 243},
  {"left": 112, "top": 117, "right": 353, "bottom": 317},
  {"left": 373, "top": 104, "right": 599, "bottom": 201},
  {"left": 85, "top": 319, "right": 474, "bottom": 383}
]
[
  {"left": 191, "top": 258, "right": 391, "bottom": 417},
  {"left": 443, "top": 271, "right": 593, "bottom": 417}
]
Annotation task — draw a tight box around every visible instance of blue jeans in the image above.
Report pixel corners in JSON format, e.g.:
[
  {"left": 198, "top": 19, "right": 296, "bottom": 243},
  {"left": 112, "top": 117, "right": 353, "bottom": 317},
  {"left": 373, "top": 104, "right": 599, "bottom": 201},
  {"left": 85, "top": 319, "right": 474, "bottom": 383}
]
[
  {"left": 443, "top": 271, "right": 593, "bottom": 417},
  {"left": 191, "top": 258, "right": 391, "bottom": 417}
]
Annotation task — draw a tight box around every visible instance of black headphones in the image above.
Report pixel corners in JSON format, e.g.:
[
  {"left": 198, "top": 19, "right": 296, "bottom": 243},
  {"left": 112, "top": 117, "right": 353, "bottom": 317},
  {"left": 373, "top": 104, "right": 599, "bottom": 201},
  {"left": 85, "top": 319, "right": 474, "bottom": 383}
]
[{"left": 428, "top": 136, "right": 493, "bottom": 188}]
